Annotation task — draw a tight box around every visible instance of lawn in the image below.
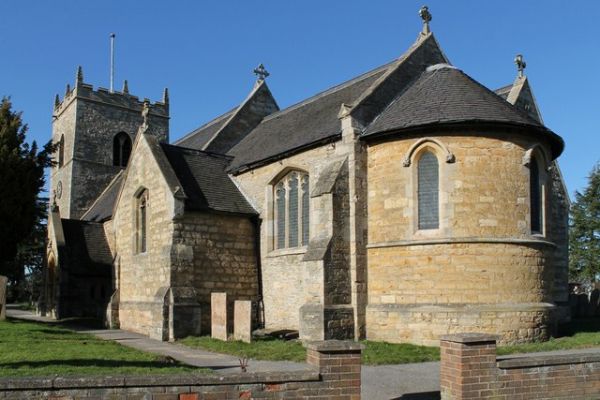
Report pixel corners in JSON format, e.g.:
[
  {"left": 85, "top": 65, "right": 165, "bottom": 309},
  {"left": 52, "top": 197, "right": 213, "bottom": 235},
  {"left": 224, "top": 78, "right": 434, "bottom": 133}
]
[
  {"left": 181, "top": 319, "right": 600, "bottom": 365},
  {"left": 0, "top": 319, "right": 205, "bottom": 377}
]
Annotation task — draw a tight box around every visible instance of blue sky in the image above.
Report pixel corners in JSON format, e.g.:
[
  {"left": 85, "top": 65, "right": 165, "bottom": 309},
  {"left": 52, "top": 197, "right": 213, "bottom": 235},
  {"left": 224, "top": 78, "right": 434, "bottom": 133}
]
[{"left": 1, "top": 1, "right": 598, "bottom": 197}]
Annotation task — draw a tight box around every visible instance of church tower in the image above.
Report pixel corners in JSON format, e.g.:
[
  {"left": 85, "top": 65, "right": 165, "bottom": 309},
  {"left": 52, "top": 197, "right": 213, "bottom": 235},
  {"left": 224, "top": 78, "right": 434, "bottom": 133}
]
[{"left": 50, "top": 67, "right": 169, "bottom": 219}]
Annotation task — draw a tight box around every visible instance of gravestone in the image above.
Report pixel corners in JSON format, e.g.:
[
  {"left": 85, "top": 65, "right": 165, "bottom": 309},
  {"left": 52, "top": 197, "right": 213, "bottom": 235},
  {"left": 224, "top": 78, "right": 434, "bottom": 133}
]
[
  {"left": 211, "top": 292, "right": 228, "bottom": 341},
  {"left": 0, "top": 275, "right": 7, "bottom": 320},
  {"left": 234, "top": 300, "right": 252, "bottom": 343}
]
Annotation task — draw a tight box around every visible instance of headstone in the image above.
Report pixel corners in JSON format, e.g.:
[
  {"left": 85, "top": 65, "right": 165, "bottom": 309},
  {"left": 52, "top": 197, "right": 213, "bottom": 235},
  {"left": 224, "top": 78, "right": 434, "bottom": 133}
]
[
  {"left": 0, "top": 275, "right": 8, "bottom": 320},
  {"left": 211, "top": 292, "right": 228, "bottom": 341},
  {"left": 234, "top": 300, "right": 252, "bottom": 343}
]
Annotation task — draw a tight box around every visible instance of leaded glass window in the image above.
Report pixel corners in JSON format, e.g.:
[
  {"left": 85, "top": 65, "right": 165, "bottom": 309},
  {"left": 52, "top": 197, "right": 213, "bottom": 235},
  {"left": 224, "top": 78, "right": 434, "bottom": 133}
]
[
  {"left": 530, "top": 156, "right": 542, "bottom": 234},
  {"left": 417, "top": 151, "right": 439, "bottom": 230},
  {"left": 273, "top": 171, "right": 309, "bottom": 249}
]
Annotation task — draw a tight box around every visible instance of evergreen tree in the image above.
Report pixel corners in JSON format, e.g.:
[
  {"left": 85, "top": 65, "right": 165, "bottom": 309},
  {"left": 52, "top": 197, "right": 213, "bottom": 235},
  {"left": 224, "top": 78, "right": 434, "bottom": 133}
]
[
  {"left": 0, "top": 97, "right": 54, "bottom": 298},
  {"left": 569, "top": 163, "right": 600, "bottom": 284}
]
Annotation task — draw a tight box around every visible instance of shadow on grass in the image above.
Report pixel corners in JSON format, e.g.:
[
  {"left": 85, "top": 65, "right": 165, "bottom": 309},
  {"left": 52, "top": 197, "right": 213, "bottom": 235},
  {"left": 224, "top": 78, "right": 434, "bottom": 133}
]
[{"left": 557, "top": 318, "right": 600, "bottom": 337}]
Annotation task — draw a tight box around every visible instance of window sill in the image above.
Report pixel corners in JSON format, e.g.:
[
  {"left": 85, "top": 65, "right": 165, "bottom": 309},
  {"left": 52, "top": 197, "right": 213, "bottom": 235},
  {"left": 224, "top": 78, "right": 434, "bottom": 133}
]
[{"left": 267, "top": 246, "right": 308, "bottom": 258}]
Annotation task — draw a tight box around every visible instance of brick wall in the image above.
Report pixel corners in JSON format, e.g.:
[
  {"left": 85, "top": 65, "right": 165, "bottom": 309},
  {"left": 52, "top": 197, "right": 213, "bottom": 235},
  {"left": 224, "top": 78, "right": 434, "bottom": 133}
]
[
  {"left": 0, "top": 340, "right": 362, "bottom": 400},
  {"left": 440, "top": 333, "right": 600, "bottom": 399}
]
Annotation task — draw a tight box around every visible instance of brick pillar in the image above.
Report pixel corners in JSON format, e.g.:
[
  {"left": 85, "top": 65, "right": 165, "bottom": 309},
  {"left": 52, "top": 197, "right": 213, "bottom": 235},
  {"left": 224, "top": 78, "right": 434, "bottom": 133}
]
[
  {"left": 439, "top": 333, "right": 497, "bottom": 400},
  {"left": 305, "top": 340, "right": 363, "bottom": 399}
]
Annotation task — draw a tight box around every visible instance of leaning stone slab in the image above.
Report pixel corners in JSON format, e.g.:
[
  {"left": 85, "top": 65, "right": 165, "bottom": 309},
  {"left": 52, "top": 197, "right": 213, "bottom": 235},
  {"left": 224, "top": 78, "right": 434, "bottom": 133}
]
[
  {"left": 211, "top": 292, "right": 228, "bottom": 341},
  {"left": 234, "top": 300, "right": 252, "bottom": 343},
  {"left": 0, "top": 275, "right": 7, "bottom": 320}
]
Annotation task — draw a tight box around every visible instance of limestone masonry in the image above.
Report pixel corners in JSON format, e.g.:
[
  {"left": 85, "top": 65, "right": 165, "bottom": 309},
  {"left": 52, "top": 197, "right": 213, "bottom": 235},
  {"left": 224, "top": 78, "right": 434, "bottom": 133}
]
[{"left": 43, "top": 9, "right": 569, "bottom": 345}]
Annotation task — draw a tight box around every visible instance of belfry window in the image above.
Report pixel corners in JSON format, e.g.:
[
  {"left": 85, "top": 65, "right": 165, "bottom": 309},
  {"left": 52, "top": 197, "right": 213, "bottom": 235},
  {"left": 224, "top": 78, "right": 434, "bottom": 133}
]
[
  {"left": 113, "top": 132, "right": 132, "bottom": 167},
  {"left": 274, "top": 171, "right": 309, "bottom": 249},
  {"left": 417, "top": 151, "right": 439, "bottom": 230},
  {"left": 136, "top": 189, "right": 148, "bottom": 253},
  {"left": 530, "top": 156, "right": 543, "bottom": 234}
]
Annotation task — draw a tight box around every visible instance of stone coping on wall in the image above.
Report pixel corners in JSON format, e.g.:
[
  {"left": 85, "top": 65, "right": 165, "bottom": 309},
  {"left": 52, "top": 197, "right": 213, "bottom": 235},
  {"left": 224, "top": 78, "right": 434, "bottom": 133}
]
[
  {"left": 497, "top": 352, "right": 600, "bottom": 369},
  {"left": 367, "top": 236, "right": 557, "bottom": 249},
  {"left": 305, "top": 339, "right": 364, "bottom": 352},
  {"left": 367, "top": 302, "right": 555, "bottom": 312},
  {"left": 0, "top": 370, "right": 321, "bottom": 391}
]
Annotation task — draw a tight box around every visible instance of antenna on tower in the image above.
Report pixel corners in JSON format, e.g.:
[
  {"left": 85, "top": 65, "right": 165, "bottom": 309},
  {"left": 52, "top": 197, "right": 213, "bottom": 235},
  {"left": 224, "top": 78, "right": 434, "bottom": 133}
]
[{"left": 110, "top": 33, "right": 116, "bottom": 93}]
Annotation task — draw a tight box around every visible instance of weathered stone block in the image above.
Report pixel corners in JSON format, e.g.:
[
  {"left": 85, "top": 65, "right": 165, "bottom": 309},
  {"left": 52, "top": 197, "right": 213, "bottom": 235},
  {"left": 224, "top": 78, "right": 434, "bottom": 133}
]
[
  {"left": 211, "top": 292, "right": 228, "bottom": 340},
  {"left": 234, "top": 300, "right": 252, "bottom": 343}
]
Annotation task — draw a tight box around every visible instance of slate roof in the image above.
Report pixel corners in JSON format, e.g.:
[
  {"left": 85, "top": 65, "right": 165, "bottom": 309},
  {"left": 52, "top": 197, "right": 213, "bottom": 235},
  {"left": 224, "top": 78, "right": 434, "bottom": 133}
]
[
  {"left": 60, "top": 219, "right": 113, "bottom": 275},
  {"left": 362, "top": 65, "right": 564, "bottom": 157},
  {"left": 226, "top": 64, "right": 391, "bottom": 172},
  {"left": 81, "top": 172, "right": 123, "bottom": 222},
  {"left": 174, "top": 108, "right": 236, "bottom": 150},
  {"left": 160, "top": 143, "right": 257, "bottom": 215}
]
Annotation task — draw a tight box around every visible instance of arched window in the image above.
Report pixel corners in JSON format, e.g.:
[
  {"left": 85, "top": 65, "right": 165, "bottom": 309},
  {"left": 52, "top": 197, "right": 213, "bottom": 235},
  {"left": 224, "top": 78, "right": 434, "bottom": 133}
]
[
  {"left": 57, "top": 135, "right": 64, "bottom": 168},
  {"left": 136, "top": 190, "right": 148, "bottom": 253},
  {"left": 113, "top": 132, "right": 132, "bottom": 167},
  {"left": 274, "top": 170, "right": 309, "bottom": 249},
  {"left": 530, "top": 156, "right": 543, "bottom": 234},
  {"left": 417, "top": 151, "right": 439, "bottom": 230}
]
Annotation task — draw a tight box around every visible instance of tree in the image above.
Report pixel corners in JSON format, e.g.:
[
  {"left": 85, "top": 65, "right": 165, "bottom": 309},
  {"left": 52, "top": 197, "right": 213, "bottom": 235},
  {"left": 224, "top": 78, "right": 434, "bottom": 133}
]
[
  {"left": 0, "top": 97, "right": 54, "bottom": 299},
  {"left": 569, "top": 162, "right": 600, "bottom": 285}
]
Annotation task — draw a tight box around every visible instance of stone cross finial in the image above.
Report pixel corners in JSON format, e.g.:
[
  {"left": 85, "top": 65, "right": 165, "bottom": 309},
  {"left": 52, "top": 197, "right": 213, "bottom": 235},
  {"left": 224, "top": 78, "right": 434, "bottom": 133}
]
[
  {"left": 122, "top": 80, "right": 129, "bottom": 94},
  {"left": 253, "top": 63, "right": 270, "bottom": 81},
  {"left": 419, "top": 6, "right": 432, "bottom": 35},
  {"left": 140, "top": 100, "right": 150, "bottom": 133},
  {"left": 76, "top": 66, "right": 84, "bottom": 85},
  {"left": 514, "top": 54, "right": 526, "bottom": 78}
]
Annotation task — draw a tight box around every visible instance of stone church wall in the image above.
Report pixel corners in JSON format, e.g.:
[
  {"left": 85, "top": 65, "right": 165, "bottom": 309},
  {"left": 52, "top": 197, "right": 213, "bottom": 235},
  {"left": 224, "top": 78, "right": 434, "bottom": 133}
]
[
  {"left": 233, "top": 142, "right": 354, "bottom": 332},
  {"left": 366, "top": 130, "right": 565, "bottom": 345},
  {"left": 113, "top": 136, "right": 175, "bottom": 340},
  {"left": 172, "top": 212, "right": 258, "bottom": 334}
]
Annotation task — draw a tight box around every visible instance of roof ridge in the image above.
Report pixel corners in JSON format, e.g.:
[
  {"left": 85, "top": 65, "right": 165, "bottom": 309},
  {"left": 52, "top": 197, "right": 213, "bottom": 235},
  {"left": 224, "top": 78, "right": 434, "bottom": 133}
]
[
  {"left": 173, "top": 107, "right": 237, "bottom": 145},
  {"left": 260, "top": 60, "right": 394, "bottom": 123},
  {"left": 80, "top": 171, "right": 124, "bottom": 221},
  {"left": 161, "top": 142, "right": 234, "bottom": 160}
]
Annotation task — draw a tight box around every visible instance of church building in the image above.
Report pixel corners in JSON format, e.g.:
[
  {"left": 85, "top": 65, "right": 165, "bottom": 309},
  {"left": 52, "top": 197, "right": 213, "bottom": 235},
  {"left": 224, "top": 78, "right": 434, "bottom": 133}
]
[{"left": 43, "top": 7, "right": 570, "bottom": 345}]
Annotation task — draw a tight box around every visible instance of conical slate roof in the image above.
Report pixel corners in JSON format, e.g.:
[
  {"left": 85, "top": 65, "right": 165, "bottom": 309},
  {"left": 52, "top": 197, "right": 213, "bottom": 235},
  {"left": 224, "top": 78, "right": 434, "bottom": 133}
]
[{"left": 363, "top": 64, "right": 564, "bottom": 157}]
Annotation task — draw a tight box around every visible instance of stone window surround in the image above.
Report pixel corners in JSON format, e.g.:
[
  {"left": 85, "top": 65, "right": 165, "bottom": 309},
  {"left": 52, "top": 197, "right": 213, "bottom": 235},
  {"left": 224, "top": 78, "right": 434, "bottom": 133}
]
[
  {"left": 57, "top": 134, "right": 65, "bottom": 167},
  {"left": 404, "top": 139, "right": 454, "bottom": 239},
  {"left": 523, "top": 145, "right": 549, "bottom": 237},
  {"left": 113, "top": 131, "right": 132, "bottom": 167},
  {"left": 266, "top": 167, "right": 310, "bottom": 253},
  {"left": 134, "top": 187, "right": 149, "bottom": 254}
]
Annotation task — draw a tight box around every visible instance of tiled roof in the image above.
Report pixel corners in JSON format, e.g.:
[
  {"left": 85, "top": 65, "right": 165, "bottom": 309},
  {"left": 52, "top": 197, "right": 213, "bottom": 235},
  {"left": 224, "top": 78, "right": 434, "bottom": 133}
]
[
  {"left": 81, "top": 173, "right": 123, "bottom": 222},
  {"left": 160, "top": 143, "right": 257, "bottom": 215},
  {"left": 362, "top": 65, "right": 564, "bottom": 157},
  {"left": 226, "top": 64, "right": 390, "bottom": 172},
  {"left": 174, "top": 108, "right": 236, "bottom": 150},
  {"left": 60, "top": 219, "right": 113, "bottom": 274}
]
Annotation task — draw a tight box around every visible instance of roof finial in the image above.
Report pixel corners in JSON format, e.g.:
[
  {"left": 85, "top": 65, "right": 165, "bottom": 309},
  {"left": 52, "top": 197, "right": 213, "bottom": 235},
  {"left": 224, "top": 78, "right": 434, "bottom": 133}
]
[
  {"left": 514, "top": 54, "right": 526, "bottom": 78},
  {"left": 419, "top": 5, "right": 432, "bottom": 35},
  {"left": 122, "top": 80, "right": 129, "bottom": 94},
  {"left": 54, "top": 94, "right": 60, "bottom": 108},
  {"left": 253, "top": 63, "right": 270, "bottom": 82},
  {"left": 76, "top": 66, "right": 84, "bottom": 85},
  {"left": 162, "top": 87, "right": 169, "bottom": 104},
  {"left": 140, "top": 99, "right": 150, "bottom": 134}
]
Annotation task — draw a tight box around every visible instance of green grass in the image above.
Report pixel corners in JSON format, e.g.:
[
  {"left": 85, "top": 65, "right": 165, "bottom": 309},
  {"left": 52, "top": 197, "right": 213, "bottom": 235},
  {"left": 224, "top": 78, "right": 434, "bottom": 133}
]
[
  {"left": 0, "top": 318, "right": 207, "bottom": 377},
  {"left": 498, "top": 319, "right": 600, "bottom": 356},
  {"left": 180, "top": 336, "right": 441, "bottom": 365},
  {"left": 180, "top": 319, "right": 600, "bottom": 365}
]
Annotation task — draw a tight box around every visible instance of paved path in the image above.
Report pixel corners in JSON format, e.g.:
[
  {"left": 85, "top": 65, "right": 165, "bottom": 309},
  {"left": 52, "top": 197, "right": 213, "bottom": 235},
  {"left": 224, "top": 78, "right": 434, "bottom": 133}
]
[{"left": 7, "top": 307, "right": 443, "bottom": 399}]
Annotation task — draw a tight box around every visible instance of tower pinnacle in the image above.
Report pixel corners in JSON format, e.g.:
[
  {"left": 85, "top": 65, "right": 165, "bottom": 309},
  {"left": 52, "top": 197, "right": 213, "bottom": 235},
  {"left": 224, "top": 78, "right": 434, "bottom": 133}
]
[{"left": 76, "top": 66, "right": 84, "bottom": 86}]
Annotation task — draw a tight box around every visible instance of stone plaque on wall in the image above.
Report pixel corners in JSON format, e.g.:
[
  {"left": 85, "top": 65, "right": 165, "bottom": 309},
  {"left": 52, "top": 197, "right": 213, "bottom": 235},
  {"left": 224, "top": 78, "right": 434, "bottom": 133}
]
[
  {"left": 211, "top": 292, "right": 228, "bottom": 341},
  {"left": 0, "top": 275, "right": 7, "bottom": 320},
  {"left": 234, "top": 300, "right": 252, "bottom": 343}
]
